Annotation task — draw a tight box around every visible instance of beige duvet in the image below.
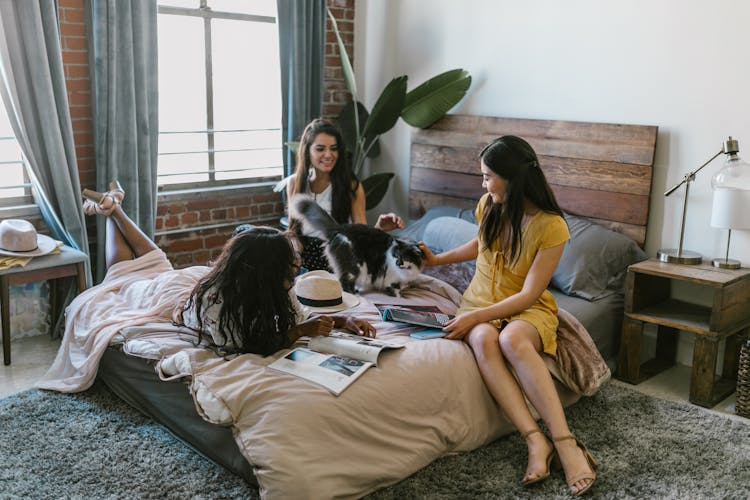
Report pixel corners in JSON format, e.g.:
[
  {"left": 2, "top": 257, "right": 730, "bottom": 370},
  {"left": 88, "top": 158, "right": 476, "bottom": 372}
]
[
  {"left": 158, "top": 281, "right": 588, "bottom": 499},
  {"left": 36, "top": 250, "right": 604, "bottom": 499}
]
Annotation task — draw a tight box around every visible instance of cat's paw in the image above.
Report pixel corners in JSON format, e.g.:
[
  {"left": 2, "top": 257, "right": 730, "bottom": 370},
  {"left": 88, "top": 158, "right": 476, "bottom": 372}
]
[{"left": 385, "top": 284, "right": 402, "bottom": 297}]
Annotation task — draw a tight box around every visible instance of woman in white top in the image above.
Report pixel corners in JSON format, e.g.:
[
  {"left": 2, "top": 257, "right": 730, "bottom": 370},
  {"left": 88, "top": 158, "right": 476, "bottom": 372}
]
[{"left": 286, "top": 118, "right": 404, "bottom": 271}]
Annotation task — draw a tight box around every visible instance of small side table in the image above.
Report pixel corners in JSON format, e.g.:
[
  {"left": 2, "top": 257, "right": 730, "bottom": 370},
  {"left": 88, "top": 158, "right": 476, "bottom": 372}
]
[
  {"left": 617, "top": 259, "right": 750, "bottom": 407},
  {"left": 1, "top": 245, "right": 88, "bottom": 365}
]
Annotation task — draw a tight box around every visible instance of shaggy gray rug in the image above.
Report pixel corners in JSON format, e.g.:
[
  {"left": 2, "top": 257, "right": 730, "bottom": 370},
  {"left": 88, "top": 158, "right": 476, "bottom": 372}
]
[{"left": 1, "top": 381, "right": 748, "bottom": 499}]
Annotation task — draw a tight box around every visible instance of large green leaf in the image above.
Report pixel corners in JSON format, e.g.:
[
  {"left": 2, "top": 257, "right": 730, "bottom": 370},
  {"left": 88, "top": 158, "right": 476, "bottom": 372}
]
[
  {"left": 362, "top": 76, "right": 407, "bottom": 139},
  {"left": 327, "top": 9, "right": 357, "bottom": 102},
  {"left": 362, "top": 172, "right": 395, "bottom": 210},
  {"left": 337, "top": 101, "right": 380, "bottom": 159},
  {"left": 401, "top": 69, "right": 472, "bottom": 128}
]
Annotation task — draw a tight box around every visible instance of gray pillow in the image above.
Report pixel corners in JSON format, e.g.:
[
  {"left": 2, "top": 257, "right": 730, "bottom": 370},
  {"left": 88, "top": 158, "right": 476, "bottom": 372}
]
[
  {"left": 551, "top": 214, "right": 648, "bottom": 301},
  {"left": 423, "top": 216, "right": 478, "bottom": 256},
  {"left": 420, "top": 216, "right": 478, "bottom": 293},
  {"left": 394, "top": 206, "right": 475, "bottom": 242}
]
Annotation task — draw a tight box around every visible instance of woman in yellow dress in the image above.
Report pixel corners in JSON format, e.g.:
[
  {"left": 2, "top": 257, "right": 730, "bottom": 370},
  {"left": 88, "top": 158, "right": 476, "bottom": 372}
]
[{"left": 420, "top": 136, "right": 596, "bottom": 497}]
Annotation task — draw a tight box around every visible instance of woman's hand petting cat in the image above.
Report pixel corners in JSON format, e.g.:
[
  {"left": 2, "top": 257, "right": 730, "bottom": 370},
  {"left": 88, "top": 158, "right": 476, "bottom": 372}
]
[
  {"left": 374, "top": 213, "right": 404, "bottom": 232},
  {"left": 442, "top": 311, "right": 481, "bottom": 340},
  {"left": 332, "top": 315, "right": 377, "bottom": 338},
  {"left": 417, "top": 243, "right": 440, "bottom": 267}
]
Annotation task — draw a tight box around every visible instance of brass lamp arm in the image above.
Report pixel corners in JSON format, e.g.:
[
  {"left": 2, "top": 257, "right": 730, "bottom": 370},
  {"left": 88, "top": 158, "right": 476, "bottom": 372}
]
[{"left": 664, "top": 149, "right": 723, "bottom": 196}]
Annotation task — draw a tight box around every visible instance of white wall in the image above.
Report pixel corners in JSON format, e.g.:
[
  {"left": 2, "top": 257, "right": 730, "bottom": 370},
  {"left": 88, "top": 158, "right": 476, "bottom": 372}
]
[
  {"left": 355, "top": 0, "right": 750, "bottom": 261},
  {"left": 354, "top": 0, "right": 750, "bottom": 365}
]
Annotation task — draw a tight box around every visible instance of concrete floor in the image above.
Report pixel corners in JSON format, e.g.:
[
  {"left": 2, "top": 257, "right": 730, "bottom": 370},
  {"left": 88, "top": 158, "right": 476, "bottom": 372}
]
[{"left": 0, "top": 334, "right": 741, "bottom": 419}]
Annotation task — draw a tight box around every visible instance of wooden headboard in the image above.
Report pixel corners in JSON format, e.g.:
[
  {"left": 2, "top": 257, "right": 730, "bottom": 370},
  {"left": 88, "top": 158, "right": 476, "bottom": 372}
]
[{"left": 409, "top": 115, "right": 658, "bottom": 247}]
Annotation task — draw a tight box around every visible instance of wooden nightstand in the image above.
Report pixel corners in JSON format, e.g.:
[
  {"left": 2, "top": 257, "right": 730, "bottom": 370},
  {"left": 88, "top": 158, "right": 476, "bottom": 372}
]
[
  {"left": 617, "top": 258, "right": 750, "bottom": 407},
  {"left": 1, "top": 246, "right": 88, "bottom": 365}
]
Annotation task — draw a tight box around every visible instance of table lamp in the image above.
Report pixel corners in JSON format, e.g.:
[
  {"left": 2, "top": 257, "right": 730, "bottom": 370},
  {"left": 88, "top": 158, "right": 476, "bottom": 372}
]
[
  {"left": 710, "top": 137, "right": 750, "bottom": 268},
  {"left": 658, "top": 136, "right": 740, "bottom": 265}
]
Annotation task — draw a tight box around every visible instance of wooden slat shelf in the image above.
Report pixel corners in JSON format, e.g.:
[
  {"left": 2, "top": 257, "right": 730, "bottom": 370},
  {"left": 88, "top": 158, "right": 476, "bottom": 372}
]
[
  {"left": 627, "top": 259, "right": 749, "bottom": 287},
  {"left": 627, "top": 299, "right": 711, "bottom": 335},
  {"left": 618, "top": 258, "right": 750, "bottom": 408}
]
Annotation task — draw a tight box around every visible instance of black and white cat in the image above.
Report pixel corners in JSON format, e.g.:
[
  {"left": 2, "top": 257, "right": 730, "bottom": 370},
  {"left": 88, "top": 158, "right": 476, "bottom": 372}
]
[{"left": 290, "top": 196, "right": 424, "bottom": 296}]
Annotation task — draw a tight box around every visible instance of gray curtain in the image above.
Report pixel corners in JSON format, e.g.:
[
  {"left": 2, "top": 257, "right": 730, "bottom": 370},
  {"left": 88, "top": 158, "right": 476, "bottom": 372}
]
[
  {"left": 0, "top": 0, "right": 92, "bottom": 336},
  {"left": 85, "top": 0, "right": 158, "bottom": 282},
  {"left": 0, "top": 0, "right": 89, "bottom": 256},
  {"left": 277, "top": 0, "right": 325, "bottom": 175}
]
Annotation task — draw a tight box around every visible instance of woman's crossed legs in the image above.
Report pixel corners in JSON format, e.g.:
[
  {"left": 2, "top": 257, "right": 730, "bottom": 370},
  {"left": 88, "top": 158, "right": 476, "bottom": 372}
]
[{"left": 83, "top": 185, "right": 158, "bottom": 270}]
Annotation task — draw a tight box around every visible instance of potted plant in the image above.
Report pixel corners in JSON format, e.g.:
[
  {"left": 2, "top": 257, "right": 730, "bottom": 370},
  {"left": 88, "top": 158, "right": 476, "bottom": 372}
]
[{"left": 329, "top": 10, "right": 471, "bottom": 208}]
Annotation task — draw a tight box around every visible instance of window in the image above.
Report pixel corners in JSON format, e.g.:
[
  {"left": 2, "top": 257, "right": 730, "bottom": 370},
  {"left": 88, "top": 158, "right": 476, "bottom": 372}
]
[
  {"left": 157, "top": 0, "right": 283, "bottom": 190},
  {"left": 0, "top": 100, "right": 34, "bottom": 207}
]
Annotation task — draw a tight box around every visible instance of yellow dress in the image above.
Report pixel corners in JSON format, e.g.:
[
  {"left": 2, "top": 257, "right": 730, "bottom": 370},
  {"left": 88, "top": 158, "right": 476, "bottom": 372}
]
[{"left": 457, "top": 194, "right": 570, "bottom": 355}]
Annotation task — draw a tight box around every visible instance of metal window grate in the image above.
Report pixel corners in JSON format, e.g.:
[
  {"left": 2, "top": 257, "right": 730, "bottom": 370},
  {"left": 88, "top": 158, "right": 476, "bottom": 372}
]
[{"left": 157, "top": 1, "right": 283, "bottom": 190}]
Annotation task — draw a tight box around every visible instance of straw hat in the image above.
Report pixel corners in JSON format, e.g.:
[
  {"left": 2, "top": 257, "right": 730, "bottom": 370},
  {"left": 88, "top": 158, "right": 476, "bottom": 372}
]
[
  {"left": 294, "top": 270, "right": 360, "bottom": 313},
  {"left": 0, "top": 219, "right": 57, "bottom": 257}
]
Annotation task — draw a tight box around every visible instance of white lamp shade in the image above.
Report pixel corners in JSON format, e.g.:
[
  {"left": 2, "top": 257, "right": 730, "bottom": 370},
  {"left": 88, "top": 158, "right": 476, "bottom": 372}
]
[{"left": 711, "top": 189, "right": 750, "bottom": 229}]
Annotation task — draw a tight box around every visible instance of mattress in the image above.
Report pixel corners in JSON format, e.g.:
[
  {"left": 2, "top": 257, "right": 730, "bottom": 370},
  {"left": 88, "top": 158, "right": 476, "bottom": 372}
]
[{"left": 98, "top": 347, "right": 256, "bottom": 485}]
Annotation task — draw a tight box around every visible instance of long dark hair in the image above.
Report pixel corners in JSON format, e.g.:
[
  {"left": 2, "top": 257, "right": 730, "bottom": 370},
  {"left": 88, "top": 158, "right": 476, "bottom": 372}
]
[
  {"left": 182, "top": 226, "right": 298, "bottom": 356},
  {"left": 292, "top": 118, "right": 359, "bottom": 223},
  {"left": 478, "top": 135, "right": 563, "bottom": 263}
]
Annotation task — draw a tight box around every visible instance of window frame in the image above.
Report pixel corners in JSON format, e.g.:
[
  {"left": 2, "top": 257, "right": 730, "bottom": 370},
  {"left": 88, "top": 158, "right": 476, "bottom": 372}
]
[
  {"left": 157, "top": 1, "right": 282, "bottom": 193},
  {"left": 0, "top": 134, "right": 36, "bottom": 210}
]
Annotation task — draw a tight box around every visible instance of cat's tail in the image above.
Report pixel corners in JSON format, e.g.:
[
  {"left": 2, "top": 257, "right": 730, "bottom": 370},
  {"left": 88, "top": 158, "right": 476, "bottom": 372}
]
[{"left": 289, "top": 194, "right": 339, "bottom": 240}]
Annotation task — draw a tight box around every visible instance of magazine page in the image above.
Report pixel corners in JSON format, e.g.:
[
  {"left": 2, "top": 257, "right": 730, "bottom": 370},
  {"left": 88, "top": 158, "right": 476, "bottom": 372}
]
[
  {"left": 308, "top": 332, "right": 403, "bottom": 365},
  {"left": 374, "top": 304, "right": 454, "bottom": 329},
  {"left": 268, "top": 347, "right": 373, "bottom": 396},
  {"left": 373, "top": 303, "right": 444, "bottom": 315}
]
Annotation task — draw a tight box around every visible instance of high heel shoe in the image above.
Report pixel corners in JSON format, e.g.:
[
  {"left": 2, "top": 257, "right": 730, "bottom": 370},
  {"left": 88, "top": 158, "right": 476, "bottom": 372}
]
[
  {"left": 520, "top": 429, "right": 558, "bottom": 487},
  {"left": 553, "top": 434, "right": 597, "bottom": 496}
]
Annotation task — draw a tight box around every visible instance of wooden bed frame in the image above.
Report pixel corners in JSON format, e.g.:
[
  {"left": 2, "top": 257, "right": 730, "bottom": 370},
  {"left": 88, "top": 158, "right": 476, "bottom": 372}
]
[{"left": 409, "top": 115, "right": 658, "bottom": 247}]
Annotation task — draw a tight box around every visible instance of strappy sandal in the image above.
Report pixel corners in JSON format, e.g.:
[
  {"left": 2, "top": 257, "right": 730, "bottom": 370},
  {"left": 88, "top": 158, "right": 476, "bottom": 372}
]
[
  {"left": 520, "top": 428, "right": 558, "bottom": 487},
  {"left": 107, "top": 180, "right": 125, "bottom": 204},
  {"left": 553, "top": 434, "right": 597, "bottom": 496},
  {"left": 82, "top": 181, "right": 124, "bottom": 216}
]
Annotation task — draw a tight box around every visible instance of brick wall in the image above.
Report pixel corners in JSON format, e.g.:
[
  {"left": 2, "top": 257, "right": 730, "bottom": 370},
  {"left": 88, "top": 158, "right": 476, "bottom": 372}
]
[
  {"left": 323, "top": 0, "right": 355, "bottom": 119},
  {"left": 57, "top": 0, "right": 353, "bottom": 272},
  {"left": 58, "top": 0, "right": 96, "bottom": 264}
]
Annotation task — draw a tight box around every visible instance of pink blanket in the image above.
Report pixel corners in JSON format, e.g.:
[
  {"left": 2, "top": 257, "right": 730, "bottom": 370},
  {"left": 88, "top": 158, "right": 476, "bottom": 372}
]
[{"left": 36, "top": 250, "right": 206, "bottom": 392}]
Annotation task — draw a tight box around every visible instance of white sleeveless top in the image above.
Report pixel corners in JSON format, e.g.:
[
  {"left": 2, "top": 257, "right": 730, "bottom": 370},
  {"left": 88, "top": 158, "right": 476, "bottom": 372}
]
[
  {"left": 305, "top": 182, "right": 333, "bottom": 215},
  {"left": 288, "top": 174, "right": 334, "bottom": 216}
]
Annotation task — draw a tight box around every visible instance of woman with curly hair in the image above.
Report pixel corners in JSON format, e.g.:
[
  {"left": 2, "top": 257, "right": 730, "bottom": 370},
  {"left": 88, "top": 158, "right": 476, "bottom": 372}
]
[{"left": 69, "top": 185, "right": 375, "bottom": 360}]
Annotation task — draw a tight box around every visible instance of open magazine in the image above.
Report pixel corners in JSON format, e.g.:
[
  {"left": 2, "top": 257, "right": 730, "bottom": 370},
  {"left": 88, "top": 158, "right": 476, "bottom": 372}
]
[
  {"left": 268, "top": 332, "right": 403, "bottom": 396},
  {"left": 374, "top": 303, "right": 454, "bottom": 329}
]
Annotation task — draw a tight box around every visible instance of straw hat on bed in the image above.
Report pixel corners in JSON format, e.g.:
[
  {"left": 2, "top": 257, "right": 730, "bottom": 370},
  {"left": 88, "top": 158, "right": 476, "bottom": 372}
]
[
  {"left": 294, "top": 270, "right": 360, "bottom": 313},
  {"left": 0, "top": 219, "right": 57, "bottom": 257}
]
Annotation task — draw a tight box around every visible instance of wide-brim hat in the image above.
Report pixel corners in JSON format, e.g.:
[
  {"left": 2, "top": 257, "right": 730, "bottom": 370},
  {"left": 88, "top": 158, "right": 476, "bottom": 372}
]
[
  {"left": 294, "top": 270, "right": 360, "bottom": 313},
  {"left": 0, "top": 219, "right": 57, "bottom": 257}
]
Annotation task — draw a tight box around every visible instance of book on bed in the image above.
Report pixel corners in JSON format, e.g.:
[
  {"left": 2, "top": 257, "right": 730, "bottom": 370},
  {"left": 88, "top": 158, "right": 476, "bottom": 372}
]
[
  {"left": 374, "top": 303, "right": 454, "bottom": 330},
  {"left": 268, "top": 332, "right": 403, "bottom": 396}
]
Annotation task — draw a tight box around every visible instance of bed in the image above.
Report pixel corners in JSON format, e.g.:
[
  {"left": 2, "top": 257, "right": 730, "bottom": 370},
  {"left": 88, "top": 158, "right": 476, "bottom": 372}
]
[{"left": 89, "top": 114, "right": 657, "bottom": 499}]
